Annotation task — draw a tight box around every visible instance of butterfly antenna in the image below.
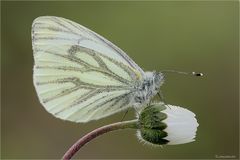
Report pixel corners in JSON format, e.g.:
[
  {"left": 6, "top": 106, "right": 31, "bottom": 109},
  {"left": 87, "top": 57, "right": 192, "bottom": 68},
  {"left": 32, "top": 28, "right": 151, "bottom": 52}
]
[{"left": 160, "top": 70, "right": 203, "bottom": 77}]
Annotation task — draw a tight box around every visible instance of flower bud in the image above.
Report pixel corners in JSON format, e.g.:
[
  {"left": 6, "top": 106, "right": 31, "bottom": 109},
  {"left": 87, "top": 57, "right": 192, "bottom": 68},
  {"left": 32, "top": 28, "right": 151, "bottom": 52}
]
[{"left": 137, "top": 103, "right": 199, "bottom": 145}]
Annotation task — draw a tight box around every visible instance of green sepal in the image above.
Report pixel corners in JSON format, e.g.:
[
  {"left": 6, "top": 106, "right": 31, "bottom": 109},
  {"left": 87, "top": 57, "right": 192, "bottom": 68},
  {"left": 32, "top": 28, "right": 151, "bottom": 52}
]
[
  {"left": 138, "top": 103, "right": 169, "bottom": 145},
  {"left": 139, "top": 104, "right": 167, "bottom": 130},
  {"left": 140, "top": 128, "right": 169, "bottom": 145}
]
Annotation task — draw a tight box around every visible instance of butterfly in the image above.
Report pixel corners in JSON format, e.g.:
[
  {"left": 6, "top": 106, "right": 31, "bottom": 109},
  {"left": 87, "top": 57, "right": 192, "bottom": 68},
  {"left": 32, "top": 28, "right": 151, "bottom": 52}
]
[{"left": 32, "top": 16, "right": 166, "bottom": 123}]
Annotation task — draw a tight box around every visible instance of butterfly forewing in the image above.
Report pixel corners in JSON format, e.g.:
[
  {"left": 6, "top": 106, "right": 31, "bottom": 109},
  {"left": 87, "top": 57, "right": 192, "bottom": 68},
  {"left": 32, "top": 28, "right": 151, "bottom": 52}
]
[{"left": 32, "top": 16, "right": 144, "bottom": 122}]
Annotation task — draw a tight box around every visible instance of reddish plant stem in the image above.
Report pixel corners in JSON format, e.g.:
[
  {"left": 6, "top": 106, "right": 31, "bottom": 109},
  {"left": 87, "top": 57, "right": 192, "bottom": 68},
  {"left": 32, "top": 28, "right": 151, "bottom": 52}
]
[{"left": 62, "top": 119, "right": 139, "bottom": 160}]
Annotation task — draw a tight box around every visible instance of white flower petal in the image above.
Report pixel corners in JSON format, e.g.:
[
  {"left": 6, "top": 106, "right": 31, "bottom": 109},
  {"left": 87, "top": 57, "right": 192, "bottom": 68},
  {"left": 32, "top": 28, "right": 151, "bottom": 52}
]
[{"left": 162, "top": 105, "right": 199, "bottom": 145}]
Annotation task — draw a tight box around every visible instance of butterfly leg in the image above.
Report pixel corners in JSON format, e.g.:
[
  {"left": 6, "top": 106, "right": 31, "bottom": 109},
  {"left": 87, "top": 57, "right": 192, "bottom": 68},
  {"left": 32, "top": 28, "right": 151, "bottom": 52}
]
[
  {"left": 133, "top": 106, "right": 140, "bottom": 117},
  {"left": 147, "top": 101, "right": 152, "bottom": 107},
  {"left": 148, "top": 99, "right": 152, "bottom": 106},
  {"left": 156, "top": 91, "right": 170, "bottom": 109},
  {"left": 121, "top": 109, "right": 129, "bottom": 121},
  {"left": 158, "top": 90, "right": 166, "bottom": 104}
]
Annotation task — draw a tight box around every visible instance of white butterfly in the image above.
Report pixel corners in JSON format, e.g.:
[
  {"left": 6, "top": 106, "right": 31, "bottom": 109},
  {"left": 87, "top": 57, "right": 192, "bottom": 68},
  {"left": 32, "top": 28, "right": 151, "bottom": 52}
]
[{"left": 32, "top": 16, "right": 164, "bottom": 123}]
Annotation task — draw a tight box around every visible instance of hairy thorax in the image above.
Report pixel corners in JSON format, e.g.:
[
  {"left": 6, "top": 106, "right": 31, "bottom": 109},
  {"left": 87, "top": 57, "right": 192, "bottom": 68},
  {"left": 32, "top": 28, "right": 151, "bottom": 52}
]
[{"left": 133, "top": 71, "right": 164, "bottom": 107}]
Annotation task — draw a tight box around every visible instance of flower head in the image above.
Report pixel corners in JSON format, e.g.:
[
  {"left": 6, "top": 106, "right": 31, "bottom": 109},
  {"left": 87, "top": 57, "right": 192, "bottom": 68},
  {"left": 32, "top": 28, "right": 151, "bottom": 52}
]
[{"left": 137, "top": 103, "right": 199, "bottom": 145}]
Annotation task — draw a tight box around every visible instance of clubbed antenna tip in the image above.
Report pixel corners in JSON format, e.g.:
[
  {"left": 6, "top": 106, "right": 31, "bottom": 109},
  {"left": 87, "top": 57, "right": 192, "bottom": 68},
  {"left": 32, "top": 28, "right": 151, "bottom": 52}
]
[{"left": 192, "top": 72, "right": 204, "bottom": 77}]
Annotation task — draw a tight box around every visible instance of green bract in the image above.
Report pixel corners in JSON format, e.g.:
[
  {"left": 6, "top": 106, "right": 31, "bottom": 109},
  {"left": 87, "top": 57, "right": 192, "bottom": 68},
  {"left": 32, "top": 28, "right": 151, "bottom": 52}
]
[{"left": 138, "top": 103, "right": 169, "bottom": 145}]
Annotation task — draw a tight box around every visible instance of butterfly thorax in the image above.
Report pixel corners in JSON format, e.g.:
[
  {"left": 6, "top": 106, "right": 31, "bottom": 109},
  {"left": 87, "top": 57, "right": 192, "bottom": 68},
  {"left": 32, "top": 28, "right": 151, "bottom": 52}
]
[{"left": 133, "top": 71, "right": 164, "bottom": 107}]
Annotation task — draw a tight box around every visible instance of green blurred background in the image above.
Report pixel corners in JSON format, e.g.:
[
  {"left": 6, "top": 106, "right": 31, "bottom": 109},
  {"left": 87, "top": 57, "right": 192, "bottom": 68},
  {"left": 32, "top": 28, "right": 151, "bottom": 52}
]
[{"left": 1, "top": 1, "right": 239, "bottom": 159}]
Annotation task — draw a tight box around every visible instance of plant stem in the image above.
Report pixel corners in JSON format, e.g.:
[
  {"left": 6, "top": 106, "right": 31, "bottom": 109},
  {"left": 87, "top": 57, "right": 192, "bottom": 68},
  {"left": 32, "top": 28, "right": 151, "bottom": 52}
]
[{"left": 62, "top": 119, "right": 139, "bottom": 160}]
